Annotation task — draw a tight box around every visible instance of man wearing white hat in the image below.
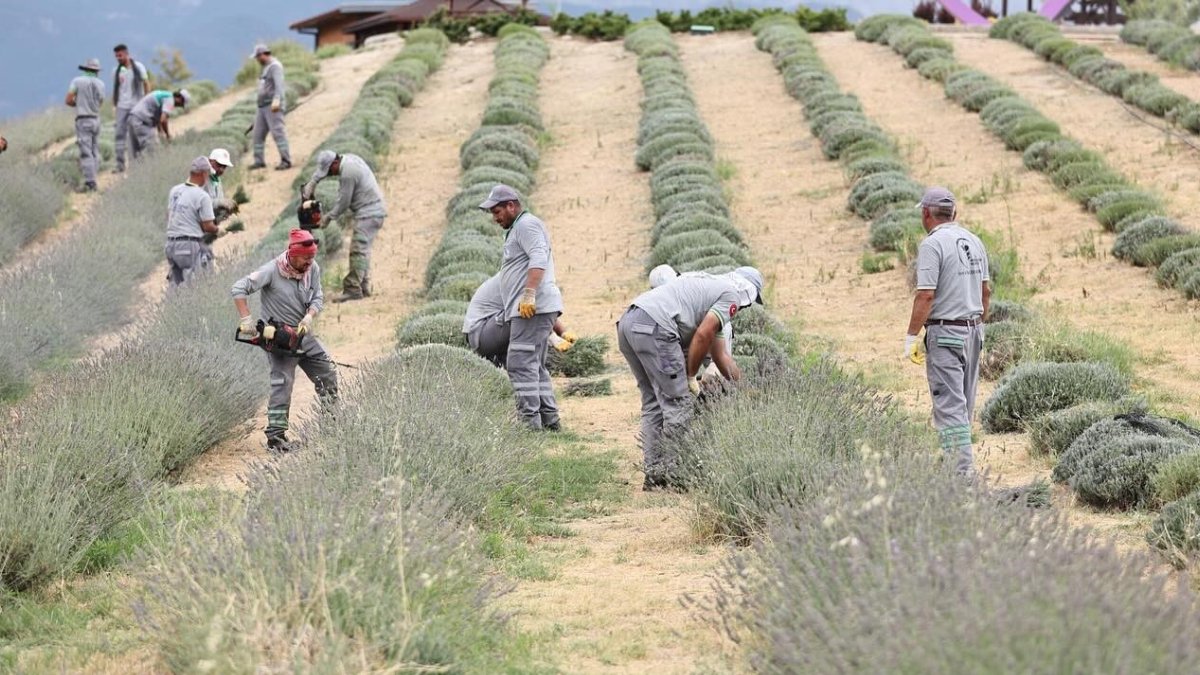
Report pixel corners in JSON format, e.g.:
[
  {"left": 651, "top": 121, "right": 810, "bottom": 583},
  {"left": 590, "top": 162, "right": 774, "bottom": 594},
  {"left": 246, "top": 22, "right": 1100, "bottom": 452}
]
[
  {"left": 247, "top": 44, "right": 292, "bottom": 171},
  {"left": 65, "top": 58, "right": 106, "bottom": 193},
  {"left": 618, "top": 265, "right": 763, "bottom": 489},
  {"left": 905, "top": 186, "right": 990, "bottom": 477},
  {"left": 301, "top": 150, "right": 386, "bottom": 301},
  {"left": 206, "top": 148, "right": 238, "bottom": 224},
  {"left": 128, "top": 88, "right": 191, "bottom": 158}
]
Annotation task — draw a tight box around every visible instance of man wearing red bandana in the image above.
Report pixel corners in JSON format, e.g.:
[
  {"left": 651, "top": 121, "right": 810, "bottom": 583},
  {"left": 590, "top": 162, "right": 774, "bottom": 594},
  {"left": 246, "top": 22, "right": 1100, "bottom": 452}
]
[{"left": 231, "top": 229, "right": 338, "bottom": 453}]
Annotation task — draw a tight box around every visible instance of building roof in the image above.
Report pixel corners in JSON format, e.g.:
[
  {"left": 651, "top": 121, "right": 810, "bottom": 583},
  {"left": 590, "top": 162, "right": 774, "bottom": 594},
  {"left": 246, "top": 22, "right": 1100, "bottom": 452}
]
[
  {"left": 290, "top": 3, "right": 401, "bottom": 30},
  {"left": 345, "top": 0, "right": 524, "bottom": 32}
]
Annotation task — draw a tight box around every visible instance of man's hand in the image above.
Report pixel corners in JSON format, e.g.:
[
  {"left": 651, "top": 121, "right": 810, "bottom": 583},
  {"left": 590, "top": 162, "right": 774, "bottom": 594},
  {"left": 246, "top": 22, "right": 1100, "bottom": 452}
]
[
  {"left": 688, "top": 377, "right": 701, "bottom": 397},
  {"left": 297, "top": 313, "right": 314, "bottom": 337},
  {"left": 905, "top": 334, "right": 924, "bottom": 365},
  {"left": 554, "top": 339, "right": 572, "bottom": 352},
  {"left": 238, "top": 316, "right": 257, "bottom": 340},
  {"left": 271, "top": 98, "right": 282, "bottom": 113},
  {"left": 518, "top": 288, "right": 537, "bottom": 319},
  {"left": 561, "top": 331, "right": 578, "bottom": 344}
]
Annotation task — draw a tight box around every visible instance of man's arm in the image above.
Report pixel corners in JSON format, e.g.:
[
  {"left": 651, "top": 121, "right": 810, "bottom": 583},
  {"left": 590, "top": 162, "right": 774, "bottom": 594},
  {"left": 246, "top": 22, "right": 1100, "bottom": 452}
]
[
  {"left": 198, "top": 196, "right": 217, "bottom": 234},
  {"left": 310, "top": 264, "right": 324, "bottom": 314},
  {"left": 709, "top": 335, "right": 741, "bottom": 381},
  {"left": 65, "top": 87, "right": 77, "bottom": 107},
  {"left": 524, "top": 267, "right": 545, "bottom": 293},
  {"left": 981, "top": 281, "right": 991, "bottom": 322},
  {"left": 906, "top": 290, "right": 935, "bottom": 335},
  {"left": 271, "top": 62, "right": 286, "bottom": 110},
  {"left": 140, "top": 63, "right": 150, "bottom": 95},
  {"left": 327, "top": 172, "right": 354, "bottom": 220},
  {"left": 686, "top": 312, "right": 723, "bottom": 379},
  {"left": 231, "top": 264, "right": 271, "bottom": 316}
]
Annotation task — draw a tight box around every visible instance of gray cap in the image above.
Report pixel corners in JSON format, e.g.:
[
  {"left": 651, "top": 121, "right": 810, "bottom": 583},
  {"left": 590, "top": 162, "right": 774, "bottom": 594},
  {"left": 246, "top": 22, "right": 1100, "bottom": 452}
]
[
  {"left": 731, "top": 266, "right": 764, "bottom": 306},
  {"left": 648, "top": 264, "right": 678, "bottom": 289},
  {"left": 189, "top": 155, "right": 212, "bottom": 174},
  {"left": 311, "top": 150, "right": 338, "bottom": 181},
  {"left": 916, "top": 186, "right": 956, "bottom": 210},
  {"left": 79, "top": 58, "right": 102, "bottom": 72},
  {"left": 252, "top": 43, "right": 271, "bottom": 58},
  {"left": 478, "top": 184, "right": 521, "bottom": 210}
]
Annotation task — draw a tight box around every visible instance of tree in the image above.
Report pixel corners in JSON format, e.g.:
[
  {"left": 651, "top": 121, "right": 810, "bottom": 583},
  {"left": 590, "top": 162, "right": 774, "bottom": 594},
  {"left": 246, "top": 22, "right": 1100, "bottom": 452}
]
[{"left": 152, "top": 48, "right": 192, "bottom": 88}]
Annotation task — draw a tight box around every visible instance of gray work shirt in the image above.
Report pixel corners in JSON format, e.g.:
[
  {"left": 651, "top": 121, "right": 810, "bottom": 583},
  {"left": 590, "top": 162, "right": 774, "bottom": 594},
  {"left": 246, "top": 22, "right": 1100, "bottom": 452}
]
[
  {"left": 631, "top": 274, "right": 740, "bottom": 346},
  {"left": 165, "top": 182, "right": 214, "bottom": 239},
  {"left": 130, "top": 90, "right": 175, "bottom": 122},
  {"left": 231, "top": 257, "right": 324, "bottom": 327},
  {"left": 916, "top": 222, "right": 990, "bottom": 320},
  {"left": 256, "top": 58, "right": 285, "bottom": 108},
  {"left": 68, "top": 75, "right": 105, "bottom": 117},
  {"left": 304, "top": 154, "right": 387, "bottom": 220},
  {"left": 463, "top": 274, "right": 505, "bottom": 335},
  {"left": 113, "top": 61, "right": 148, "bottom": 109},
  {"left": 499, "top": 211, "right": 563, "bottom": 320}
]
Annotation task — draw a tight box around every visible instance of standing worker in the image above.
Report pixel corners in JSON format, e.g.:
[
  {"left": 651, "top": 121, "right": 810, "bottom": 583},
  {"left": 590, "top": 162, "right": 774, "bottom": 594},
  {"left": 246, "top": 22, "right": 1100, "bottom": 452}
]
[
  {"left": 248, "top": 44, "right": 292, "bottom": 171},
  {"left": 479, "top": 184, "right": 563, "bottom": 431},
  {"left": 232, "top": 229, "right": 337, "bottom": 453},
  {"left": 128, "top": 88, "right": 191, "bottom": 159},
  {"left": 111, "top": 44, "right": 149, "bottom": 173},
  {"left": 65, "top": 58, "right": 105, "bottom": 193},
  {"left": 905, "top": 187, "right": 990, "bottom": 477},
  {"left": 618, "top": 266, "right": 763, "bottom": 489},
  {"left": 300, "top": 150, "right": 386, "bottom": 301},
  {"left": 463, "top": 272, "right": 577, "bottom": 368},
  {"left": 164, "top": 156, "right": 221, "bottom": 286},
  {"left": 205, "top": 148, "right": 238, "bottom": 224}
]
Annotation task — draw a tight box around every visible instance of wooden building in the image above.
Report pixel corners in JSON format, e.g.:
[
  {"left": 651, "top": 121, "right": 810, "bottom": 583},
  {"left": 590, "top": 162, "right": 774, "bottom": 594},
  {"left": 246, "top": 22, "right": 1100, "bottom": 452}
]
[
  {"left": 292, "top": 0, "right": 536, "bottom": 49},
  {"left": 289, "top": 3, "right": 401, "bottom": 49}
]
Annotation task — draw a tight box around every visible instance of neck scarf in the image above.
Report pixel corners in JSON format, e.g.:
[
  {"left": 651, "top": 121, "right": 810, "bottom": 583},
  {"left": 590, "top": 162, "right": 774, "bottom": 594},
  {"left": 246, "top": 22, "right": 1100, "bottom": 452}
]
[{"left": 276, "top": 252, "right": 311, "bottom": 286}]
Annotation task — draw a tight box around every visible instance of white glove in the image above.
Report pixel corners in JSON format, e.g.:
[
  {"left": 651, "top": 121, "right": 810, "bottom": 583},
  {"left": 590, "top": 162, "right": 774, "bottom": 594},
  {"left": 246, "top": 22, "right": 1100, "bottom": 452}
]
[
  {"left": 297, "top": 313, "right": 314, "bottom": 336},
  {"left": 238, "top": 316, "right": 257, "bottom": 340},
  {"left": 688, "top": 377, "right": 701, "bottom": 397}
]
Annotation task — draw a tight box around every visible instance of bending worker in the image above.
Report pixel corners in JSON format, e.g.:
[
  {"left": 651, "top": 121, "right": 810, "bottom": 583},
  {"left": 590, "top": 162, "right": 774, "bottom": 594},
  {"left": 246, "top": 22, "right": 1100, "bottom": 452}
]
[
  {"left": 65, "top": 57, "right": 105, "bottom": 193},
  {"left": 480, "top": 184, "right": 563, "bottom": 431},
  {"left": 905, "top": 187, "right": 990, "bottom": 477},
  {"left": 164, "top": 156, "right": 218, "bottom": 286},
  {"left": 301, "top": 150, "right": 386, "bottom": 302},
  {"left": 247, "top": 44, "right": 292, "bottom": 171},
  {"left": 128, "top": 88, "right": 190, "bottom": 158},
  {"left": 648, "top": 263, "right": 735, "bottom": 377},
  {"left": 618, "top": 266, "right": 763, "bottom": 490},
  {"left": 232, "top": 229, "right": 338, "bottom": 453},
  {"left": 464, "top": 272, "right": 577, "bottom": 368}
]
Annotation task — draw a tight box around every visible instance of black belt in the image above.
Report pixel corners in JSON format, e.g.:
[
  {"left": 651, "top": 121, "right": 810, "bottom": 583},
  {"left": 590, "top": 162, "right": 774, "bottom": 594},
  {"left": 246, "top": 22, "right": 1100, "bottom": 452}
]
[
  {"left": 926, "top": 318, "right": 982, "bottom": 327},
  {"left": 168, "top": 236, "right": 203, "bottom": 242},
  {"left": 76, "top": 115, "right": 97, "bottom": 119}
]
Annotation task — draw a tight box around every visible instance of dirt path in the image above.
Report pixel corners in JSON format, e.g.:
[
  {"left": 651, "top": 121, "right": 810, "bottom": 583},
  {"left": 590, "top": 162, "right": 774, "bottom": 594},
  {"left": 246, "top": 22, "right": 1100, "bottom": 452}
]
[
  {"left": 179, "top": 41, "right": 495, "bottom": 490},
  {"left": 500, "top": 37, "right": 734, "bottom": 673}
]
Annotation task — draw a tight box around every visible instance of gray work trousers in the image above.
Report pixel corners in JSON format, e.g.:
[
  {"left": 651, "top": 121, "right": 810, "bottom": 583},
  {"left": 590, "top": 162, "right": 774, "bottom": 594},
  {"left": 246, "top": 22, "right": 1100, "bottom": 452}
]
[
  {"left": 468, "top": 317, "right": 510, "bottom": 368},
  {"left": 617, "top": 306, "right": 691, "bottom": 481},
  {"left": 343, "top": 215, "right": 384, "bottom": 294},
  {"left": 114, "top": 106, "right": 132, "bottom": 171},
  {"left": 129, "top": 115, "right": 156, "bottom": 159},
  {"left": 924, "top": 322, "right": 984, "bottom": 476},
  {"left": 507, "top": 313, "right": 559, "bottom": 429},
  {"left": 164, "top": 239, "right": 212, "bottom": 287},
  {"left": 253, "top": 105, "right": 291, "bottom": 164},
  {"left": 75, "top": 117, "right": 100, "bottom": 185},
  {"left": 266, "top": 336, "right": 338, "bottom": 441}
]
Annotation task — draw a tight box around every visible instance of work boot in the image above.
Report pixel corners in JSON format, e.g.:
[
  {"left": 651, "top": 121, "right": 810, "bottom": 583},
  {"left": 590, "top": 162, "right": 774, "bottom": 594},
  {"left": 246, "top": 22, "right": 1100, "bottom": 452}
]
[
  {"left": 248, "top": 161, "right": 267, "bottom": 170},
  {"left": 274, "top": 160, "right": 292, "bottom": 171},
  {"left": 642, "top": 473, "right": 668, "bottom": 492},
  {"left": 541, "top": 421, "right": 562, "bottom": 432},
  {"left": 75, "top": 182, "right": 97, "bottom": 194},
  {"left": 266, "top": 434, "right": 298, "bottom": 454},
  {"left": 361, "top": 278, "right": 371, "bottom": 297},
  {"left": 332, "top": 290, "right": 364, "bottom": 303}
]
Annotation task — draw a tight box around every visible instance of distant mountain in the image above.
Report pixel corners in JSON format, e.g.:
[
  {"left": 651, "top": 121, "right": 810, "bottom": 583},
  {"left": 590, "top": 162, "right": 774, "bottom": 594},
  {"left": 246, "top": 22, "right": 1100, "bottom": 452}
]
[{"left": 2, "top": 0, "right": 885, "bottom": 120}]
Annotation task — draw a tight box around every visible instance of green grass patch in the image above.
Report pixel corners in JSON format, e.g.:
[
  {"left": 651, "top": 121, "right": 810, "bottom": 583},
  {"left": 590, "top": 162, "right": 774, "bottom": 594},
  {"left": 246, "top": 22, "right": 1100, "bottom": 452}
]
[{"left": 860, "top": 251, "right": 896, "bottom": 274}]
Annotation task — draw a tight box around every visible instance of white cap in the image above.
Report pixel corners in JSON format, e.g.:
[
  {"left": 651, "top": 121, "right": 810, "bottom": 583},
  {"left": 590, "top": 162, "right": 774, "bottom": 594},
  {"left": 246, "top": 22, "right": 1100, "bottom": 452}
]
[
  {"left": 311, "top": 150, "right": 337, "bottom": 181},
  {"left": 208, "top": 148, "right": 233, "bottom": 167},
  {"left": 726, "top": 266, "right": 765, "bottom": 306},
  {"left": 648, "top": 264, "right": 677, "bottom": 289},
  {"left": 177, "top": 88, "right": 191, "bottom": 107}
]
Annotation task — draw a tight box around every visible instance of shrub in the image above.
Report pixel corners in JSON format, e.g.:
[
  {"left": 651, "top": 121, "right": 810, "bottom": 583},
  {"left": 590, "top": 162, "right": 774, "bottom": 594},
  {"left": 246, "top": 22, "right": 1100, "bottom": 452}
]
[
  {"left": 1068, "top": 433, "right": 1199, "bottom": 508},
  {"left": 1026, "top": 397, "right": 1149, "bottom": 457},
  {"left": 1113, "top": 216, "right": 1188, "bottom": 261},
  {"left": 1156, "top": 247, "right": 1200, "bottom": 286},
  {"left": 981, "top": 361, "right": 1130, "bottom": 433},
  {"left": 1132, "top": 234, "right": 1200, "bottom": 267},
  {"left": 428, "top": 271, "right": 491, "bottom": 302},
  {"left": 1152, "top": 453, "right": 1200, "bottom": 505},
  {"left": 563, "top": 378, "right": 613, "bottom": 397},
  {"left": 396, "top": 313, "right": 468, "bottom": 349},
  {"left": 1148, "top": 490, "right": 1200, "bottom": 568},
  {"left": 650, "top": 230, "right": 746, "bottom": 268},
  {"left": 316, "top": 44, "right": 352, "bottom": 59},
  {"left": 546, "top": 336, "right": 608, "bottom": 378},
  {"left": 1095, "top": 196, "right": 1164, "bottom": 232}
]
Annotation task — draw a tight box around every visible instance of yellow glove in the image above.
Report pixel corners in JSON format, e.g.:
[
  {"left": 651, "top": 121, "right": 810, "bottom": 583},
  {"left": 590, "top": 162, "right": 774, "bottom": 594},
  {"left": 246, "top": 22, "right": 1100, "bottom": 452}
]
[
  {"left": 905, "top": 334, "right": 925, "bottom": 366},
  {"left": 518, "top": 288, "right": 537, "bottom": 319},
  {"left": 297, "top": 313, "right": 314, "bottom": 337},
  {"left": 688, "top": 377, "right": 701, "bottom": 397},
  {"left": 271, "top": 98, "right": 282, "bottom": 113},
  {"left": 238, "top": 316, "right": 257, "bottom": 340},
  {"left": 554, "top": 340, "right": 572, "bottom": 352},
  {"left": 561, "top": 331, "right": 578, "bottom": 344}
]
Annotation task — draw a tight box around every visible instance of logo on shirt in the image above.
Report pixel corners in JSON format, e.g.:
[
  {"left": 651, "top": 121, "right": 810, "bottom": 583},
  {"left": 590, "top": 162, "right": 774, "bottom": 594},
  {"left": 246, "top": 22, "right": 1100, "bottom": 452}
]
[
  {"left": 729, "top": 305, "right": 738, "bottom": 319},
  {"left": 956, "top": 237, "right": 984, "bottom": 274}
]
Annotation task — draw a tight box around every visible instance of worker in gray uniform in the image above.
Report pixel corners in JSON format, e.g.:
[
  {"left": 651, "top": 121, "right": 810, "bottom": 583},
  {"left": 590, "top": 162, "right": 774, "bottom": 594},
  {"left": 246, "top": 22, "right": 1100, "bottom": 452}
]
[
  {"left": 205, "top": 148, "right": 238, "bottom": 224},
  {"left": 111, "top": 44, "right": 149, "bottom": 173},
  {"left": 65, "top": 58, "right": 105, "bottom": 193},
  {"left": 232, "top": 228, "right": 338, "bottom": 453},
  {"left": 618, "top": 266, "right": 763, "bottom": 489},
  {"left": 301, "top": 150, "right": 386, "bottom": 301},
  {"left": 247, "top": 44, "right": 292, "bottom": 171},
  {"left": 164, "top": 156, "right": 220, "bottom": 286},
  {"left": 128, "top": 88, "right": 190, "bottom": 158},
  {"left": 905, "top": 187, "right": 990, "bottom": 477},
  {"left": 479, "top": 184, "right": 564, "bottom": 430},
  {"left": 463, "top": 272, "right": 577, "bottom": 368}
]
